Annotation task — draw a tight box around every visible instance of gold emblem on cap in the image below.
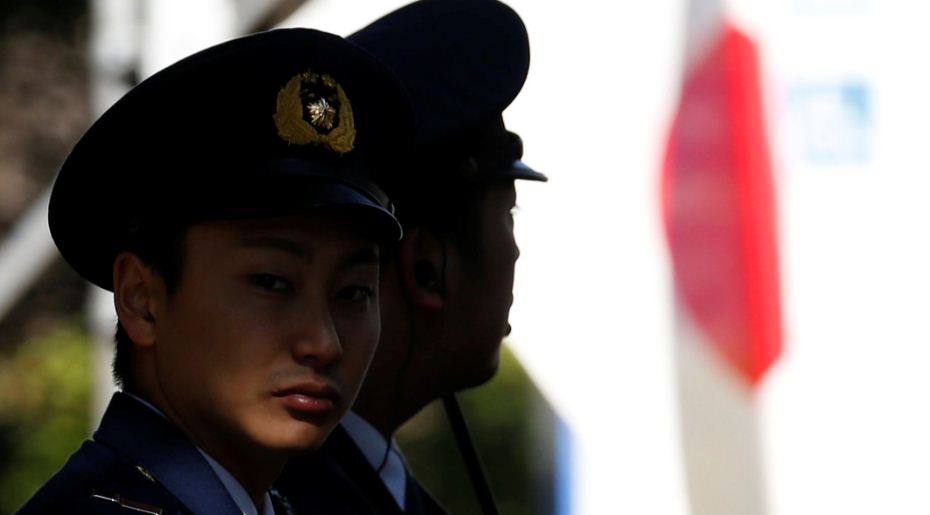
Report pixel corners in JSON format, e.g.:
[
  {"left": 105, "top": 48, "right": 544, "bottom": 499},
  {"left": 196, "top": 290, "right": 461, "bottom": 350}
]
[{"left": 274, "top": 70, "right": 355, "bottom": 153}]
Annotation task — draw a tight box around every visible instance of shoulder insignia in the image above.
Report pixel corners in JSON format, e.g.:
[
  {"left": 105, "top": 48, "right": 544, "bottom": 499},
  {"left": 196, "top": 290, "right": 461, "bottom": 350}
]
[
  {"left": 91, "top": 492, "right": 164, "bottom": 514},
  {"left": 135, "top": 465, "right": 157, "bottom": 483}
]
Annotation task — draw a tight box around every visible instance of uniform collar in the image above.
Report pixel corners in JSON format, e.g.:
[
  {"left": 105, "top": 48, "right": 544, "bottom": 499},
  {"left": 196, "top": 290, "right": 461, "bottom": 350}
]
[{"left": 122, "top": 392, "right": 276, "bottom": 515}]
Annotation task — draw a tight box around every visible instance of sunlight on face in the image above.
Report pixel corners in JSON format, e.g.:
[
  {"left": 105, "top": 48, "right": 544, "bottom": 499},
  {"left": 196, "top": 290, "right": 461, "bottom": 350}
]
[{"left": 150, "top": 214, "right": 381, "bottom": 459}]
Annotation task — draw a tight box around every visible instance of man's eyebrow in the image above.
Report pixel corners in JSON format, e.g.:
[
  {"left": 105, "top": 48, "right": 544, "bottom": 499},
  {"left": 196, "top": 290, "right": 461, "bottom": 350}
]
[
  {"left": 240, "top": 236, "right": 307, "bottom": 258},
  {"left": 341, "top": 248, "right": 380, "bottom": 268}
]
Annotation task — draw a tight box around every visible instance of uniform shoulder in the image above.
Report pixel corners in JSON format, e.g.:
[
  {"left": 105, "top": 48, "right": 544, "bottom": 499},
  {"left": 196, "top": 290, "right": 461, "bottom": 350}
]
[{"left": 16, "top": 439, "right": 186, "bottom": 514}]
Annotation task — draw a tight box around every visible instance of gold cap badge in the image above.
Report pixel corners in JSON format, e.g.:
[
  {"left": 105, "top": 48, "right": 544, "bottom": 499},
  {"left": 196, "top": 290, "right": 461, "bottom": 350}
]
[{"left": 274, "top": 70, "right": 355, "bottom": 153}]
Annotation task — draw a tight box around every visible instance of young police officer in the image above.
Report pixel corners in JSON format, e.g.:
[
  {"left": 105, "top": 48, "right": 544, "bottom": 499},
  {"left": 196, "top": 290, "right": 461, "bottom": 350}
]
[
  {"left": 275, "top": 1, "right": 547, "bottom": 513},
  {"left": 18, "top": 28, "right": 414, "bottom": 514}
]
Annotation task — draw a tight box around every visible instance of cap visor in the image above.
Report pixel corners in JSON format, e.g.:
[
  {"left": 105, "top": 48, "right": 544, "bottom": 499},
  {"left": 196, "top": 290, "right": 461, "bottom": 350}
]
[
  {"left": 191, "top": 177, "right": 402, "bottom": 244},
  {"left": 504, "top": 160, "right": 547, "bottom": 182}
]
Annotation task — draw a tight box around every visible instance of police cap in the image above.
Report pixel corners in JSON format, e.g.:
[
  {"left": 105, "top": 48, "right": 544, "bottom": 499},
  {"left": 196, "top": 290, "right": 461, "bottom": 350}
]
[
  {"left": 348, "top": 0, "right": 547, "bottom": 184},
  {"left": 49, "top": 28, "right": 414, "bottom": 291}
]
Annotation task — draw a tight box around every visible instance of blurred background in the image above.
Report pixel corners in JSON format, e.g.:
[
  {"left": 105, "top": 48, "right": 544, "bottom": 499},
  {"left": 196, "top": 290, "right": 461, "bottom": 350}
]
[{"left": 2, "top": 0, "right": 929, "bottom": 514}]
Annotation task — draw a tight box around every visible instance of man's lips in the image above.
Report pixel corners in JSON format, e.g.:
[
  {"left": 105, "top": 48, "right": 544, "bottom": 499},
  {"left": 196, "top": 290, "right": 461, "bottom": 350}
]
[{"left": 272, "top": 382, "right": 340, "bottom": 418}]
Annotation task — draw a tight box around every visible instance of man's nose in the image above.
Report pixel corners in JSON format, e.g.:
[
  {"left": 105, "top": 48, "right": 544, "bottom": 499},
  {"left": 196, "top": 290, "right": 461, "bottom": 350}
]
[{"left": 289, "top": 304, "right": 343, "bottom": 368}]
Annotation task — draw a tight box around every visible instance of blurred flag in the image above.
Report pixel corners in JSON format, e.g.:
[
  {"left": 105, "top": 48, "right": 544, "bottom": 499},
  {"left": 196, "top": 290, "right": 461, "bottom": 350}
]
[{"left": 661, "top": 0, "right": 782, "bottom": 512}]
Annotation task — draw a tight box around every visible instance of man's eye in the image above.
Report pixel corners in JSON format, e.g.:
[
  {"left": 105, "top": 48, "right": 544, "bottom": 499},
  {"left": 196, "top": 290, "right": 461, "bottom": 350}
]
[
  {"left": 251, "top": 274, "right": 292, "bottom": 292},
  {"left": 336, "top": 286, "right": 375, "bottom": 303}
]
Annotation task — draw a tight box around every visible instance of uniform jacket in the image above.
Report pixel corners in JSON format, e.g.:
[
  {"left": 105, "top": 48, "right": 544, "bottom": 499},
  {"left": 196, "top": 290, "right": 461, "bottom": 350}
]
[
  {"left": 17, "top": 392, "right": 272, "bottom": 515},
  {"left": 275, "top": 425, "right": 446, "bottom": 515}
]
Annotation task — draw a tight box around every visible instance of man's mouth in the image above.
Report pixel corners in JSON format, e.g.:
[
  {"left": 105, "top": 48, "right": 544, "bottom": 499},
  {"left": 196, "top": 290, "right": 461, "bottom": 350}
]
[{"left": 272, "top": 381, "right": 341, "bottom": 418}]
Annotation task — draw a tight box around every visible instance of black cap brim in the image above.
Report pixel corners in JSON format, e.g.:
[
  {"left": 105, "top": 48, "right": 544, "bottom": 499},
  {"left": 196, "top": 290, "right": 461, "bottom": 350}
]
[{"left": 504, "top": 160, "right": 547, "bottom": 182}]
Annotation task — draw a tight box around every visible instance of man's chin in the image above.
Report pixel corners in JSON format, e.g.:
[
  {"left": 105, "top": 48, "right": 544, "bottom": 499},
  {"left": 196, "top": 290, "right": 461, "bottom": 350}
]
[
  {"left": 456, "top": 352, "right": 501, "bottom": 391},
  {"left": 259, "top": 419, "right": 336, "bottom": 455}
]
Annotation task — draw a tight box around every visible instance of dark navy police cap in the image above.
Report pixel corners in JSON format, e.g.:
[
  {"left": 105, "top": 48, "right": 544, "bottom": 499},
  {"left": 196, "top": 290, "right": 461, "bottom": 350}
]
[
  {"left": 49, "top": 28, "right": 414, "bottom": 291},
  {"left": 348, "top": 0, "right": 547, "bottom": 184}
]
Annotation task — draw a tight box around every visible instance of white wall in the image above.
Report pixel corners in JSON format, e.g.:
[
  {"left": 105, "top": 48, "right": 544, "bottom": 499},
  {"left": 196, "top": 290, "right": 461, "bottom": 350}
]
[{"left": 752, "top": 1, "right": 930, "bottom": 513}]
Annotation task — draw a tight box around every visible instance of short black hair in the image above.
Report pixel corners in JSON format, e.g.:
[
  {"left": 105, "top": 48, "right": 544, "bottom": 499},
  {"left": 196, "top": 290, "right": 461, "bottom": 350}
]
[{"left": 111, "top": 223, "right": 187, "bottom": 391}]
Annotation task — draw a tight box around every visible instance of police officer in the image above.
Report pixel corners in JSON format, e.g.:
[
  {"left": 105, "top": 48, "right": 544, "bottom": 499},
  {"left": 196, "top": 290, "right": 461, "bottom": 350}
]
[
  {"left": 18, "top": 28, "right": 414, "bottom": 514},
  {"left": 275, "top": 1, "right": 547, "bottom": 513}
]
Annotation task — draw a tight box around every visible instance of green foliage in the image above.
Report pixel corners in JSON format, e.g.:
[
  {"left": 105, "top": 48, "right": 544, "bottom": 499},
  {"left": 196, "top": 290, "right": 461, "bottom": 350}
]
[
  {"left": 398, "top": 345, "right": 556, "bottom": 515},
  {"left": 0, "top": 321, "right": 91, "bottom": 513}
]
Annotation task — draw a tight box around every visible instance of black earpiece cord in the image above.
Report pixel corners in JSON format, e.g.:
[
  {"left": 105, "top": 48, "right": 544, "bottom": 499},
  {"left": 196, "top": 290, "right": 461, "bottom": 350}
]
[
  {"left": 374, "top": 255, "right": 423, "bottom": 474},
  {"left": 376, "top": 237, "right": 450, "bottom": 473},
  {"left": 375, "top": 303, "right": 415, "bottom": 475},
  {"left": 442, "top": 393, "right": 499, "bottom": 515}
]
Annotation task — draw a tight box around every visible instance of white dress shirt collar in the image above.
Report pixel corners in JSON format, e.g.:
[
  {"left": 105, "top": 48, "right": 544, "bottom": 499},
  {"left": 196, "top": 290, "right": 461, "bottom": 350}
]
[{"left": 340, "top": 410, "right": 408, "bottom": 510}]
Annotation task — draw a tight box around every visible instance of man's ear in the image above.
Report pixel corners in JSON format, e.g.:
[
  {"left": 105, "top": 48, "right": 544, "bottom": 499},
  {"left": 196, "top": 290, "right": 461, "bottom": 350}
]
[
  {"left": 398, "top": 227, "right": 446, "bottom": 311},
  {"left": 112, "top": 252, "right": 165, "bottom": 347}
]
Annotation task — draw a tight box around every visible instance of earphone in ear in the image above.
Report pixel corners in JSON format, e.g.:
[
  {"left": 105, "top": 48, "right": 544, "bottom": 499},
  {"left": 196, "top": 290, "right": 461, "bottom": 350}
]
[
  {"left": 414, "top": 260, "right": 447, "bottom": 295},
  {"left": 414, "top": 261, "right": 436, "bottom": 288}
]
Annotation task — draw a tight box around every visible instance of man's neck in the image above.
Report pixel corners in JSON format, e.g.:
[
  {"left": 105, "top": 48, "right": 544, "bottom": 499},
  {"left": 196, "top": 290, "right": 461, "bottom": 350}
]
[
  {"left": 355, "top": 355, "right": 454, "bottom": 439},
  {"left": 351, "top": 342, "right": 444, "bottom": 439},
  {"left": 352, "top": 374, "right": 413, "bottom": 438},
  {"left": 197, "top": 440, "right": 282, "bottom": 509}
]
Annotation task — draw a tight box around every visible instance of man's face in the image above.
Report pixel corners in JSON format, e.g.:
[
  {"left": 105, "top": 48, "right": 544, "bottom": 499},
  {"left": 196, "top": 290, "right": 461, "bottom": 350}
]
[
  {"left": 446, "top": 180, "right": 519, "bottom": 388},
  {"left": 150, "top": 214, "right": 380, "bottom": 458}
]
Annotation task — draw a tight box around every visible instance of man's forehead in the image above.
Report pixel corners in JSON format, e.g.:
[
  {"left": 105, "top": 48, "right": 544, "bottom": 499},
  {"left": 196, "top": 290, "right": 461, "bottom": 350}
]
[{"left": 190, "top": 216, "right": 380, "bottom": 258}]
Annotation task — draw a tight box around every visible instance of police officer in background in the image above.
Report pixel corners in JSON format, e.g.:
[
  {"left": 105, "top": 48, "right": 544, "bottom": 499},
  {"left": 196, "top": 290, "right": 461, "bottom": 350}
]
[
  {"left": 18, "top": 28, "right": 414, "bottom": 514},
  {"left": 275, "top": 1, "right": 547, "bottom": 513}
]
